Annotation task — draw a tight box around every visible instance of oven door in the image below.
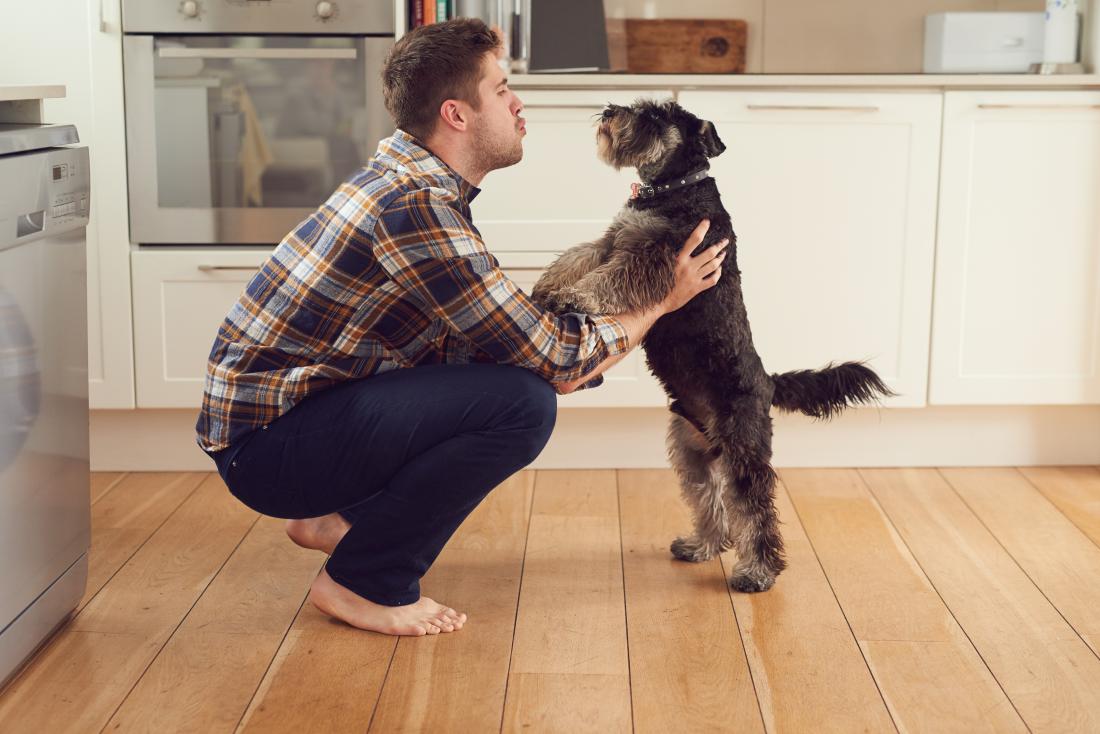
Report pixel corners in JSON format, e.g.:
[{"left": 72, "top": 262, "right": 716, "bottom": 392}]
[{"left": 123, "top": 34, "right": 393, "bottom": 245}]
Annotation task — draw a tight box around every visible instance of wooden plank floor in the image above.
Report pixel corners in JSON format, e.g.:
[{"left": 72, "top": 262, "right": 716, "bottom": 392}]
[{"left": 2, "top": 467, "right": 1100, "bottom": 733}]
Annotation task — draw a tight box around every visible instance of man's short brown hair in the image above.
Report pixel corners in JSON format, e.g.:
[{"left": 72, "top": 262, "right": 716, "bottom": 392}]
[{"left": 382, "top": 18, "right": 503, "bottom": 142}]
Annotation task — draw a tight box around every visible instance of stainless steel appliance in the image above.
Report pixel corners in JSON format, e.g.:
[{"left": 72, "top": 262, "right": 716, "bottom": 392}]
[
  {"left": 0, "top": 123, "right": 90, "bottom": 687},
  {"left": 122, "top": 1, "right": 395, "bottom": 244}
]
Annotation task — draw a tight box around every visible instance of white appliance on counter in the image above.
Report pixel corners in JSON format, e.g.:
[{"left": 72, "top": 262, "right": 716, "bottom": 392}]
[
  {"left": 924, "top": 12, "right": 1046, "bottom": 72},
  {"left": 0, "top": 122, "right": 90, "bottom": 688}
]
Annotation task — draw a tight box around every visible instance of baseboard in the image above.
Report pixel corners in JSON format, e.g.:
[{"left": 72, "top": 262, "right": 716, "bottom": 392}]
[{"left": 90, "top": 405, "right": 1100, "bottom": 471}]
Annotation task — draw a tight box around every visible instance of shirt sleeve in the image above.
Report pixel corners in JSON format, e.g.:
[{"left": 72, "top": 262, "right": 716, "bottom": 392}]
[{"left": 371, "top": 186, "right": 630, "bottom": 386}]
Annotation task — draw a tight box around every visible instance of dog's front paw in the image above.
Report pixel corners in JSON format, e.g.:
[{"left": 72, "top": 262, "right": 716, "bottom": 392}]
[
  {"left": 670, "top": 536, "right": 715, "bottom": 563},
  {"left": 548, "top": 287, "right": 601, "bottom": 314}
]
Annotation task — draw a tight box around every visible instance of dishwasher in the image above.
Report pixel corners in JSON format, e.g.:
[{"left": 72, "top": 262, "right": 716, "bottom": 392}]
[{"left": 0, "top": 122, "right": 90, "bottom": 688}]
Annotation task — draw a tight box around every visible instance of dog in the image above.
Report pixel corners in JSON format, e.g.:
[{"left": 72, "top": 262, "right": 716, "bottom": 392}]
[{"left": 530, "top": 98, "right": 896, "bottom": 592}]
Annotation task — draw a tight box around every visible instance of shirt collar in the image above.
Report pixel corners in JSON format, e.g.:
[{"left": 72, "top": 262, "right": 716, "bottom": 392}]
[{"left": 375, "top": 128, "right": 481, "bottom": 205}]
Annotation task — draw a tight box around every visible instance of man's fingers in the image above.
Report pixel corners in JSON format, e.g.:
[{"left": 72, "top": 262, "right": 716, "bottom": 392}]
[{"left": 681, "top": 219, "right": 711, "bottom": 254}]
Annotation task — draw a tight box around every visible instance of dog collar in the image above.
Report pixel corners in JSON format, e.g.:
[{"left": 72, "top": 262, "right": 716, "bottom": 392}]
[{"left": 630, "top": 165, "right": 711, "bottom": 200}]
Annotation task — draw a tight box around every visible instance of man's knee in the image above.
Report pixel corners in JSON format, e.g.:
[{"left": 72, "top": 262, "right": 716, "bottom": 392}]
[{"left": 502, "top": 367, "right": 557, "bottom": 460}]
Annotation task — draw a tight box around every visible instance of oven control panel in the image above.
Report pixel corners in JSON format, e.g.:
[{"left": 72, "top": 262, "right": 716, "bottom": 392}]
[{"left": 121, "top": 0, "right": 393, "bottom": 34}]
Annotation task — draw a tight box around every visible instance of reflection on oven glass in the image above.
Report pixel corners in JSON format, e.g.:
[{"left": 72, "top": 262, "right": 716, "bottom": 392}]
[{"left": 152, "top": 36, "right": 369, "bottom": 210}]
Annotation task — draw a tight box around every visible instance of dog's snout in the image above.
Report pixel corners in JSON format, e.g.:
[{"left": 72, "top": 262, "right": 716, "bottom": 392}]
[{"left": 601, "top": 104, "right": 624, "bottom": 121}]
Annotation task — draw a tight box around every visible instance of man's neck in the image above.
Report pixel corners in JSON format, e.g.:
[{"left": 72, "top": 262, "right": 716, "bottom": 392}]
[{"left": 421, "top": 132, "right": 487, "bottom": 187}]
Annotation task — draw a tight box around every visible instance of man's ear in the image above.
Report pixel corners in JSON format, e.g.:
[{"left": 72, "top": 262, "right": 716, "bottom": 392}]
[
  {"left": 699, "top": 120, "right": 726, "bottom": 158},
  {"left": 440, "top": 99, "right": 468, "bottom": 132}
]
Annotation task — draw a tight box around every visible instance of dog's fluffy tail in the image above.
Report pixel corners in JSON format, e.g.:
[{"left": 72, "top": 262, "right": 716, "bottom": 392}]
[{"left": 770, "top": 361, "right": 897, "bottom": 420}]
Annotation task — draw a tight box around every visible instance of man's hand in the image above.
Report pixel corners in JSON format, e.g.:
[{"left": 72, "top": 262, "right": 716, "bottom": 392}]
[
  {"left": 551, "top": 219, "right": 728, "bottom": 396},
  {"left": 662, "top": 219, "right": 729, "bottom": 313}
]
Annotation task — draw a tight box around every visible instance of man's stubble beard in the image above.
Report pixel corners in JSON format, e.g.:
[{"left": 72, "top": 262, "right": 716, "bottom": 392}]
[{"left": 472, "top": 124, "right": 523, "bottom": 175}]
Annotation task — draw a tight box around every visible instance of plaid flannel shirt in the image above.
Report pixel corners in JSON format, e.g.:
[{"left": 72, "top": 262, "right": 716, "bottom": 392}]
[{"left": 195, "top": 128, "right": 630, "bottom": 452}]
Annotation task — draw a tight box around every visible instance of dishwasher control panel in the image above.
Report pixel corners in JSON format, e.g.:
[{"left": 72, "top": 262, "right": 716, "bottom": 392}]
[{"left": 0, "top": 146, "right": 90, "bottom": 250}]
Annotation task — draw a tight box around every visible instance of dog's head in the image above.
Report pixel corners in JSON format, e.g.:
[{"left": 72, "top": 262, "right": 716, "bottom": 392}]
[{"left": 595, "top": 98, "right": 726, "bottom": 180}]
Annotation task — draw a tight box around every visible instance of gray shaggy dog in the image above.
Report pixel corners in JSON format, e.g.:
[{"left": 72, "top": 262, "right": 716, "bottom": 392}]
[{"left": 530, "top": 98, "right": 897, "bottom": 592}]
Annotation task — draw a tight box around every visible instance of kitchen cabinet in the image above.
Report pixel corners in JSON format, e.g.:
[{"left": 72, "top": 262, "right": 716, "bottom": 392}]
[
  {"left": 678, "top": 90, "right": 942, "bottom": 407},
  {"left": 929, "top": 91, "right": 1100, "bottom": 404}
]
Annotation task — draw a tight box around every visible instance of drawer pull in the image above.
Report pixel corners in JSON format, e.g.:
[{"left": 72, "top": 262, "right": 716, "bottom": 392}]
[
  {"left": 521, "top": 103, "right": 608, "bottom": 110},
  {"left": 977, "top": 104, "right": 1100, "bottom": 110},
  {"left": 197, "top": 265, "right": 259, "bottom": 272},
  {"left": 747, "top": 104, "right": 880, "bottom": 112}
]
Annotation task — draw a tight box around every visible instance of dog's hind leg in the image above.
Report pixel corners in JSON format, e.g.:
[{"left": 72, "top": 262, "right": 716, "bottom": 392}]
[
  {"left": 715, "top": 405, "right": 787, "bottom": 592},
  {"left": 666, "top": 412, "right": 729, "bottom": 563}
]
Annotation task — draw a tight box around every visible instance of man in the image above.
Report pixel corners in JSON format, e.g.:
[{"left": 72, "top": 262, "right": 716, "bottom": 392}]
[{"left": 195, "top": 18, "right": 728, "bottom": 637}]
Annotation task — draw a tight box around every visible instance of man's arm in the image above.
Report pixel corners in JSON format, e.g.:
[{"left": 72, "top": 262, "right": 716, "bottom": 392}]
[
  {"left": 371, "top": 188, "right": 629, "bottom": 386},
  {"left": 555, "top": 219, "right": 729, "bottom": 394},
  {"left": 554, "top": 301, "right": 667, "bottom": 394}
]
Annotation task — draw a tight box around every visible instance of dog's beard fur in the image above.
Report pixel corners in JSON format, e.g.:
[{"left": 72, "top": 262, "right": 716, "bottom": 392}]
[{"left": 596, "top": 116, "right": 682, "bottom": 174}]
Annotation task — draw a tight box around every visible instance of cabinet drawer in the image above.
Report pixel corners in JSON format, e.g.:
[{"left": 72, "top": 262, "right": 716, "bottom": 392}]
[{"left": 131, "top": 249, "right": 271, "bottom": 408}]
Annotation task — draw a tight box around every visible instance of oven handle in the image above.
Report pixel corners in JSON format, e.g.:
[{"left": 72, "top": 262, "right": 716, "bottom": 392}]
[{"left": 157, "top": 47, "right": 358, "bottom": 60}]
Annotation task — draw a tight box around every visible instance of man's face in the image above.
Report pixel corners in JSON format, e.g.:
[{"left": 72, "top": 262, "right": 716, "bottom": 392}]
[{"left": 465, "top": 51, "right": 525, "bottom": 172}]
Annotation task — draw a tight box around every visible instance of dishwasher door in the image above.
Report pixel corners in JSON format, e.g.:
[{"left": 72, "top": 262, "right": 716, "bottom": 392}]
[{"left": 0, "top": 188, "right": 90, "bottom": 687}]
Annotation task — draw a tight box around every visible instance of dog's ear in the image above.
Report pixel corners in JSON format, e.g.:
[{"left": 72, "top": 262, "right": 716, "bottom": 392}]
[{"left": 699, "top": 120, "right": 726, "bottom": 158}]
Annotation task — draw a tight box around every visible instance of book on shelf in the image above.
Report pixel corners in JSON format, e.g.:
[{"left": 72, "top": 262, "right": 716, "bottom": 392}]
[{"left": 410, "top": 0, "right": 456, "bottom": 29}]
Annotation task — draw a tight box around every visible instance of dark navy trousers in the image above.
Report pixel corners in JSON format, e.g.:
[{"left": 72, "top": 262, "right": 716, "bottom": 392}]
[{"left": 204, "top": 363, "right": 557, "bottom": 606}]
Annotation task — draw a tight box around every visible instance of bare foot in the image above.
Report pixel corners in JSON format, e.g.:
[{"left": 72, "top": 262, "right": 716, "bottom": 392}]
[
  {"left": 286, "top": 512, "right": 352, "bottom": 555},
  {"left": 308, "top": 569, "right": 467, "bottom": 636}
]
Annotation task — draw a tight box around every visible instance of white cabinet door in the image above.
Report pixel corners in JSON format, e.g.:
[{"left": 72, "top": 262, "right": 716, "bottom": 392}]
[
  {"left": 930, "top": 91, "right": 1100, "bottom": 404},
  {"left": 502, "top": 265, "right": 668, "bottom": 408},
  {"left": 131, "top": 249, "right": 270, "bottom": 408},
  {"left": 678, "top": 91, "right": 942, "bottom": 408},
  {"left": 472, "top": 88, "right": 675, "bottom": 254}
]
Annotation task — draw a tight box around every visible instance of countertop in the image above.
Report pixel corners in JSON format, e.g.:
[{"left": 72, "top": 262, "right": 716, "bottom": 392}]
[
  {"left": 0, "top": 85, "right": 66, "bottom": 102},
  {"left": 508, "top": 73, "right": 1100, "bottom": 90}
]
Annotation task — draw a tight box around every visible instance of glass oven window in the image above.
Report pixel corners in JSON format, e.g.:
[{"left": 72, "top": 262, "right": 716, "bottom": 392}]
[{"left": 151, "top": 35, "right": 369, "bottom": 210}]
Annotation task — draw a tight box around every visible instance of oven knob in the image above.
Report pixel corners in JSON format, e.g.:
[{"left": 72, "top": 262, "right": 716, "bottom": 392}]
[
  {"left": 179, "top": 0, "right": 200, "bottom": 18},
  {"left": 315, "top": 1, "right": 336, "bottom": 20}
]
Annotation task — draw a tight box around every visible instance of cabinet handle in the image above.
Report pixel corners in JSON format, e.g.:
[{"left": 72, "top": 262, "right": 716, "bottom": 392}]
[
  {"left": 746, "top": 105, "right": 880, "bottom": 112},
  {"left": 977, "top": 104, "right": 1100, "bottom": 110},
  {"left": 520, "top": 104, "right": 608, "bottom": 110},
  {"left": 197, "top": 265, "right": 258, "bottom": 272},
  {"left": 158, "top": 47, "right": 358, "bottom": 60}
]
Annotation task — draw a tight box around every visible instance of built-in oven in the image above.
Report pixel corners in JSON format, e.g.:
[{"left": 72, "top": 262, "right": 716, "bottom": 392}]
[{"left": 121, "top": 1, "right": 395, "bottom": 245}]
